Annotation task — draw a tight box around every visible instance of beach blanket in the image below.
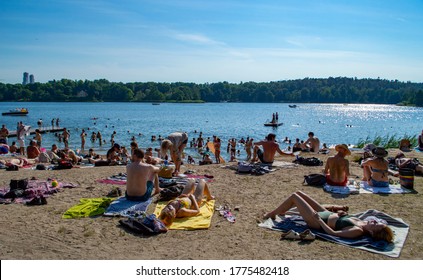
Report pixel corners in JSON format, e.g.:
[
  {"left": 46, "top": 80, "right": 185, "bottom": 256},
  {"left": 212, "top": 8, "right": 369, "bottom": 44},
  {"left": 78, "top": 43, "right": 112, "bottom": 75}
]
[
  {"left": 270, "top": 161, "right": 297, "bottom": 168},
  {"left": 96, "top": 173, "right": 127, "bottom": 185},
  {"left": 323, "top": 184, "right": 359, "bottom": 195},
  {"left": 103, "top": 197, "right": 152, "bottom": 217},
  {"left": 258, "top": 209, "right": 409, "bottom": 258},
  {"left": 153, "top": 199, "right": 215, "bottom": 230},
  {"left": 0, "top": 179, "right": 78, "bottom": 204},
  {"left": 359, "top": 181, "right": 413, "bottom": 194},
  {"left": 62, "top": 197, "right": 115, "bottom": 219}
]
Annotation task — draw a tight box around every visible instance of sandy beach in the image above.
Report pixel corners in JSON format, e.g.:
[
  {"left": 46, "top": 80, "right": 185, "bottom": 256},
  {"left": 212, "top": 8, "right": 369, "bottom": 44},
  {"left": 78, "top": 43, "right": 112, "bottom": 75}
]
[{"left": 1, "top": 149, "right": 422, "bottom": 260}]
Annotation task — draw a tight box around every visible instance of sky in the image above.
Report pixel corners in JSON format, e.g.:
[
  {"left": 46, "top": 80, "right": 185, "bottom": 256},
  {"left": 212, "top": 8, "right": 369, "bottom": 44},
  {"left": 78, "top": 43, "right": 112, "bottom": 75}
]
[{"left": 1, "top": 0, "right": 423, "bottom": 84}]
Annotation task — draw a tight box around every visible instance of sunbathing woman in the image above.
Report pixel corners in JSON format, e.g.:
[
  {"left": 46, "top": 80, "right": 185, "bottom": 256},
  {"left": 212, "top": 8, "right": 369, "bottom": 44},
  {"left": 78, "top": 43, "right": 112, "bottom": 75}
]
[
  {"left": 362, "top": 147, "right": 389, "bottom": 187},
  {"left": 264, "top": 191, "right": 394, "bottom": 242},
  {"left": 159, "top": 178, "right": 214, "bottom": 227}
]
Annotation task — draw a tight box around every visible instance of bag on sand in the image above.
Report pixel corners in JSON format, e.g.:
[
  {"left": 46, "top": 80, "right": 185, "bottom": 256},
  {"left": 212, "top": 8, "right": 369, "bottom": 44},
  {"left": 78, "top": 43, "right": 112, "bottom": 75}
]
[
  {"left": 237, "top": 162, "right": 253, "bottom": 174},
  {"left": 119, "top": 214, "right": 168, "bottom": 235},
  {"left": 294, "top": 156, "right": 323, "bottom": 166},
  {"left": 158, "top": 166, "right": 173, "bottom": 178},
  {"left": 304, "top": 174, "right": 327, "bottom": 186}
]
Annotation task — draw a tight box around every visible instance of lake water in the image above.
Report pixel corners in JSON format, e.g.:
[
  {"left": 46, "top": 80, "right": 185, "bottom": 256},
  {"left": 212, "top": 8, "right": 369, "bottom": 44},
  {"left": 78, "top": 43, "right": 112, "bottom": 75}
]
[{"left": 1, "top": 102, "right": 421, "bottom": 161}]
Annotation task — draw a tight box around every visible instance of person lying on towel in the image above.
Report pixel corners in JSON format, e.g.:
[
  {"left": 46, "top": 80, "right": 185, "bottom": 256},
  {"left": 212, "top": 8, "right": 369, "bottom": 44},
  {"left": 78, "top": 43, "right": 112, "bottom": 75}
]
[
  {"left": 159, "top": 178, "right": 214, "bottom": 227},
  {"left": 264, "top": 191, "right": 394, "bottom": 243},
  {"left": 323, "top": 144, "right": 351, "bottom": 186}
]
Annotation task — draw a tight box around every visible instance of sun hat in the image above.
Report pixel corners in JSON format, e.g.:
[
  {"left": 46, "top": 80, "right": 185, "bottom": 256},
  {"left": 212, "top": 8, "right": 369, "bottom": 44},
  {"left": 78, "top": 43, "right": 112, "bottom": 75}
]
[
  {"left": 372, "top": 147, "right": 388, "bottom": 158},
  {"left": 335, "top": 144, "right": 351, "bottom": 156}
]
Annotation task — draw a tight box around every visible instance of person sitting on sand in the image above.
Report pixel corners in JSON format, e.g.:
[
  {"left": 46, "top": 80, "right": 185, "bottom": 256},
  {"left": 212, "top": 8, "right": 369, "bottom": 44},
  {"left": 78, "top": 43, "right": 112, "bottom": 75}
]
[
  {"left": 161, "top": 132, "right": 188, "bottom": 176},
  {"left": 292, "top": 138, "right": 301, "bottom": 152},
  {"left": 26, "top": 140, "right": 41, "bottom": 159},
  {"left": 395, "top": 152, "right": 423, "bottom": 174},
  {"left": 245, "top": 138, "right": 253, "bottom": 161},
  {"left": 418, "top": 130, "right": 423, "bottom": 150},
  {"left": 199, "top": 154, "right": 213, "bottom": 165},
  {"left": 324, "top": 144, "right": 350, "bottom": 186},
  {"left": 398, "top": 139, "right": 412, "bottom": 152},
  {"left": 305, "top": 132, "right": 320, "bottom": 153},
  {"left": 125, "top": 148, "right": 161, "bottom": 202},
  {"left": 362, "top": 147, "right": 389, "bottom": 187},
  {"left": 67, "top": 150, "right": 81, "bottom": 165},
  {"left": 158, "top": 178, "right": 214, "bottom": 227},
  {"left": 9, "top": 141, "right": 18, "bottom": 154},
  {"left": 263, "top": 191, "right": 394, "bottom": 242},
  {"left": 251, "top": 133, "right": 293, "bottom": 164},
  {"left": 319, "top": 143, "right": 329, "bottom": 154}
]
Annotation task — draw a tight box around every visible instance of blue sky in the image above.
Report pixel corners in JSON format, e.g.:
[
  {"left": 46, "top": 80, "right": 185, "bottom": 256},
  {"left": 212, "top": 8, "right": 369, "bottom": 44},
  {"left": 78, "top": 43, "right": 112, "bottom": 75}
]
[{"left": 1, "top": 0, "right": 423, "bottom": 84}]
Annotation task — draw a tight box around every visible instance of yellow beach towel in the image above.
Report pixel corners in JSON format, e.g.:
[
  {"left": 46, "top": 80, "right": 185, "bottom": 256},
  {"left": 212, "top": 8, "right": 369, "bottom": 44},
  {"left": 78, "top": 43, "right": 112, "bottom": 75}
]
[{"left": 153, "top": 199, "right": 215, "bottom": 230}]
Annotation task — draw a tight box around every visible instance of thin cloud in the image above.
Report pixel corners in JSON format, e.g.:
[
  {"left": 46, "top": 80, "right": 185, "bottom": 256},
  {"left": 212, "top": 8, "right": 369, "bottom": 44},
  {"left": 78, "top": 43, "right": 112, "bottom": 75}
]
[{"left": 171, "top": 32, "right": 226, "bottom": 46}]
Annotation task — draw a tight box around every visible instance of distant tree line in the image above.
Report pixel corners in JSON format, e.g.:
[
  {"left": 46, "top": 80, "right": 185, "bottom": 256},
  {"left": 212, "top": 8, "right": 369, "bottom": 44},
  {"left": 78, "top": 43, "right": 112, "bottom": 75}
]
[{"left": 0, "top": 77, "right": 422, "bottom": 106}]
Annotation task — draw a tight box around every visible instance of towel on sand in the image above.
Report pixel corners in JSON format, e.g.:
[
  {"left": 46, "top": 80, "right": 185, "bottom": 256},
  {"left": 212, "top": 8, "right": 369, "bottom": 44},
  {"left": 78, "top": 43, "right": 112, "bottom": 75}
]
[
  {"left": 103, "top": 197, "right": 152, "bottom": 217},
  {"left": 323, "top": 184, "right": 359, "bottom": 195},
  {"left": 359, "top": 181, "right": 413, "bottom": 194},
  {"left": 62, "top": 198, "right": 115, "bottom": 219},
  {"left": 153, "top": 199, "right": 215, "bottom": 230},
  {"left": 259, "top": 209, "right": 409, "bottom": 258}
]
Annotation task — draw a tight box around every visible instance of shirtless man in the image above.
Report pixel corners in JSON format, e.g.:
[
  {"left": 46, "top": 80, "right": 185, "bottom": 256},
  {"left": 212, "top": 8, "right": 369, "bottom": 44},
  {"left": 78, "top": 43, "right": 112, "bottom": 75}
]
[
  {"left": 305, "top": 132, "right": 320, "bottom": 153},
  {"left": 251, "top": 133, "right": 292, "bottom": 164},
  {"left": 395, "top": 152, "right": 423, "bottom": 174},
  {"left": 126, "top": 148, "right": 161, "bottom": 201},
  {"left": 324, "top": 144, "right": 350, "bottom": 186}
]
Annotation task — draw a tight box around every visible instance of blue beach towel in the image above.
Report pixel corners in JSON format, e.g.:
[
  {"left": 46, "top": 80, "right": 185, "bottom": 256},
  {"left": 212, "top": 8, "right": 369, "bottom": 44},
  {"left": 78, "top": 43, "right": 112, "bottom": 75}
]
[
  {"left": 103, "top": 197, "right": 152, "bottom": 217},
  {"left": 259, "top": 209, "right": 409, "bottom": 258}
]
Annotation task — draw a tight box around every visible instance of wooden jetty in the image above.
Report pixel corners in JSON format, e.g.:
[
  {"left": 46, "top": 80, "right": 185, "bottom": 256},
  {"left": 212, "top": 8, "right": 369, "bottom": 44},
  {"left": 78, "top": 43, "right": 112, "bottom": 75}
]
[{"left": 7, "top": 126, "right": 65, "bottom": 138}]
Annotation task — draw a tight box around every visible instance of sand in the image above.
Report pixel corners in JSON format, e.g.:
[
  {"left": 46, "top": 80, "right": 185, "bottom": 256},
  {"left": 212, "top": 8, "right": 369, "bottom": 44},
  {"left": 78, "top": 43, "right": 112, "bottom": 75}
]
[{"left": 0, "top": 149, "right": 422, "bottom": 260}]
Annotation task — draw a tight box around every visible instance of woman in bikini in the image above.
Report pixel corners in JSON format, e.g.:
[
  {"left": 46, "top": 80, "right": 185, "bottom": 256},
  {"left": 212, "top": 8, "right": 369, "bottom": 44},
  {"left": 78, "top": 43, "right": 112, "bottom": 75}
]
[
  {"left": 214, "top": 137, "right": 221, "bottom": 163},
  {"left": 159, "top": 178, "right": 215, "bottom": 227},
  {"left": 264, "top": 191, "right": 394, "bottom": 242},
  {"left": 362, "top": 147, "right": 389, "bottom": 187}
]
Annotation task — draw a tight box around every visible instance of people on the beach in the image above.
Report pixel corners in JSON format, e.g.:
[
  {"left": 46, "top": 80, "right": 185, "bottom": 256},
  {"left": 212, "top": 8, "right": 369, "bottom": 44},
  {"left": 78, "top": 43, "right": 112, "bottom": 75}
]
[
  {"left": 245, "top": 138, "right": 253, "bottom": 161},
  {"left": 395, "top": 152, "right": 423, "bottom": 174},
  {"left": 362, "top": 147, "right": 389, "bottom": 187},
  {"left": 9, "top": 141, "right": 18, "bottom": 153},
  {"left": 34, "top": 129, "right": 42, "bottom": 147},
  {"left": 418, "top": 130, "right": 423, "bottom": 150},
  {"left": 324, "top": 144, "right": 350, "bottom": 186},
  {"left": 26, "top": 140, "right": 41, "bottom": 159},
  {"left": 305, "top": 132, "right": 320, "bottom": 153},
  {"left": 214, "top": 137, "right": 222, "bottom": 164},
  {"left": 0, "top": 124, "right": 9, "bottom": 145},
  {"left": 292, "top": 138, "right": 301, "bottom": 152},
  {"left": 160, "top": 132, "right": 188, "bottom": 176},
  {"left": 264, "top": 191, "right": 393, "bottom": 242},
  {"left": 251, "top": 133, "right": 292, "bottom": 164},
  {"left": 229, "top": 138, "right": 237, "bottom": 160},
  {"left": 158, "top": 178, "right": 214, "bottom": 227},
  {"left": 16, "top": 121, "right": 26, "bottom": 155},
  {"left": 126, "top": 148, "right": 161, "bottom": 202},
  {"left": 80, "top": 129, "right": 86, "bottom": 150},
  {"left": 62, "top": 128, "right": 70, "bottom": 149}
]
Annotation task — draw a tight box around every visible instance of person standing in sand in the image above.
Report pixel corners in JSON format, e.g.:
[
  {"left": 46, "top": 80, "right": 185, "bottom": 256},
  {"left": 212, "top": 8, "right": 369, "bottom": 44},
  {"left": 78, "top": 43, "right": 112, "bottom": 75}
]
[
  {"left": 251, "top": 133, "right": 293, "bottom": 164},
  {"left": 126, "top": 148, "right": 161, "bottom": 202},
  {"left": 305, "top": 131, "right": 320, "bottom": 152},
  {"left": 161, "top": 132, "right": 188, "bottom": 176},
  {"left": 324, "top": 144, "right": 350, "bottom": 186}
]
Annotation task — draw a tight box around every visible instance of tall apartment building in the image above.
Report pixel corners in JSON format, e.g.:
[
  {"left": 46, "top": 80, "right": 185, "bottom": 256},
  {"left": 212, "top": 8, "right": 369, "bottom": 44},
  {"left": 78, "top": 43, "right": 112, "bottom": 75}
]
[
  {"left": 23, "top": 72, "right": 29, "bottom": 85},
  {"left": 29, "top": 74, "right": 35, "bottom": 84}
]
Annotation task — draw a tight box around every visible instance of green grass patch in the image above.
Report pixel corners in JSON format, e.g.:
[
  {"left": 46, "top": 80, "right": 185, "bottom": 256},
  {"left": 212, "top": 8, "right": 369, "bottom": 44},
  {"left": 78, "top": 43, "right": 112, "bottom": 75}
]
[{"left": 356, "top": 134, "right": 417, "bottom": 149}]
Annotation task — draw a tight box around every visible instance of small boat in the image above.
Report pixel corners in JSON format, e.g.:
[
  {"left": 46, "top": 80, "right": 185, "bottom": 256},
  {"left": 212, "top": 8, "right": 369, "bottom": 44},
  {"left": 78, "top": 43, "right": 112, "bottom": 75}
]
[
  {"left": 264, "top": 122, "right": 283, "bottom": 127},
  {"left": 2, "top": 108, "right": 29, "bottom": 116},
  {"left": 288, "top": 105, "right": 297, "bottom": 108}
]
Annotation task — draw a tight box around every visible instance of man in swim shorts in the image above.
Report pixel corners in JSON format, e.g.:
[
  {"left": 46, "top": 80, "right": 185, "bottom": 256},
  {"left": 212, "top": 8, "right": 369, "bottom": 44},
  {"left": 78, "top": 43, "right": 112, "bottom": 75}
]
[
  {"left": 126, "top": 148, "right": 162, "bottom": 202},
  {"left": 161, "top": 132, "right": 188, "bottom": 176},
  {"left": 251, "top": 133, "right": 292, "bottom": 164},
  {"left": 324, "top": 144, "right": 351, "bottom": 186}
]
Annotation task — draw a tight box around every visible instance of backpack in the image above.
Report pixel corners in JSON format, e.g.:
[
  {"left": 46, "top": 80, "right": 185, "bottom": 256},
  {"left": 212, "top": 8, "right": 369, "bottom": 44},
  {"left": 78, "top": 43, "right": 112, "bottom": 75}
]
[
  {"left": 57, "top": 160, "right": 73, "bottom": 169},
  {"left": 237, "top": 162, "right": 253, "bottom": 174},
  {"left": 304, "top": 174, "right": 327, "bottom": 186},
  {"left": 119, "top": 214, "right": 168, "bottom": 235}
]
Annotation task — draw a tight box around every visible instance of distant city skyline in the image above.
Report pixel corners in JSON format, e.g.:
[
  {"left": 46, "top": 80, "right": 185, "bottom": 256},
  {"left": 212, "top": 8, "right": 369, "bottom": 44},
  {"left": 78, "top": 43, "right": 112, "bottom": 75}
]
[{"left": 1, "top": 0, "right": 423, "bottom": 84}]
